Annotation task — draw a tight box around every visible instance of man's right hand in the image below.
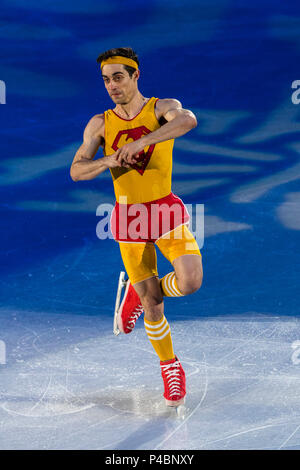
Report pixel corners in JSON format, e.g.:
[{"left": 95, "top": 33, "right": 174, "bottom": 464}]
[
  {"left": 106, "top": 153, "right": 131, "bottom": 169},
  {"left": 102, "top": 154, "right": 128, "bottom": 168}
]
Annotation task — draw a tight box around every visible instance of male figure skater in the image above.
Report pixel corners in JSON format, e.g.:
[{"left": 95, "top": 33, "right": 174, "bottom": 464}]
[{"left": 70, "top": 47, "right": 203, "bottom": 407}]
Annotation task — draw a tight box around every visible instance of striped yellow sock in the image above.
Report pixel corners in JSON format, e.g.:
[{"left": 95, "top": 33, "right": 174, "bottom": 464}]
[
  {"left": 160, "top": 272, "right": 184, "bottom": 297},
  {"left": 144, "top": 315, "right": 175, "bottom": 362}
]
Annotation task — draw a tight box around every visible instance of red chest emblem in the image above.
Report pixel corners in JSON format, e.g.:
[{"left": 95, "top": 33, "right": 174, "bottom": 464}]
[{"left": 111, "top": 126, "right": 155, "bottom": 175}]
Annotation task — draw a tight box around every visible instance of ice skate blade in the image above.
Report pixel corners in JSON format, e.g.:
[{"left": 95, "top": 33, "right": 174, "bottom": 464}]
[
  {"left": 113, "top": 271, "right": 126, "bottom": 336},
  {"left": 116, "top": 277, "right": 131, "bottom": 334},
  {"left": 176, "top": 404, "right": 186, "bottom": 419}
]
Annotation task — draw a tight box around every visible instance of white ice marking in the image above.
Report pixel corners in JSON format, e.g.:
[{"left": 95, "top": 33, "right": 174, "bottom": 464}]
[
  {"left": 1, "top": 400, "right": 95, "bottom": 417},
  {"left": 278, "top": 423, "right": 300, "bottom": 449},
  {"left": 199, "top": 419, "right": 299, "bottom": 449},
  {"left": 214, "top": 324, "right": 279, "bottom": 366},
  {"left": 63, "top": 415, "right": 120, "bottom": 446}
]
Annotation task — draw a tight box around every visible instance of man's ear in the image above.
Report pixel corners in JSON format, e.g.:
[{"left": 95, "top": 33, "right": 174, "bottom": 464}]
[{"left": 134, "top": 69, "right": 140, "bottom": 81}]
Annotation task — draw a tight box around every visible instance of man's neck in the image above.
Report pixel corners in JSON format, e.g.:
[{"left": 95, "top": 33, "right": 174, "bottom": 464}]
[{"left": 114, "top": 92, "right": 148, "bottom": 119}]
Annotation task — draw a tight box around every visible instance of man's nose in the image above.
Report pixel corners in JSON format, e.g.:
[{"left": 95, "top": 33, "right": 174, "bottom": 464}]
[{"left": 108, "top": 82, "right": 117, "bottom": 91}]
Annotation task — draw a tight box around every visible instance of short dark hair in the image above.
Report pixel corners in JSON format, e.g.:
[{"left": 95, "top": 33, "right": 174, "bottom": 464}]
[{"left": 96, "top": 47, "right": 139, "bottom": 77}]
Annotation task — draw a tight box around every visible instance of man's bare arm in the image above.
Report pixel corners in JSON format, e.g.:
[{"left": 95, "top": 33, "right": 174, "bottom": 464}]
[
  {"left": 70, "top": 114, "right": 122, "bottom": 182},
  {"left": 115, "top": 99, "right": 197, "bottom": 165},
  {"left": 145, "top": 98, "right": 197, "bottom": 144}
]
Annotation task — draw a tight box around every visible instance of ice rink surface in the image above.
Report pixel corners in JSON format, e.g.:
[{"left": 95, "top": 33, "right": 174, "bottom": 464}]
[
  {"left": 1, "top": 307, "right": 300, "bottom": 450},
  {"left": 1, "top": 0, "right": 300, "bottom": 451}
]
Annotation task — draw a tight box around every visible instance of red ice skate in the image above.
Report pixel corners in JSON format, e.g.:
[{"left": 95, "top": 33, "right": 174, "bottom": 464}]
[
  {"left": 160, "top": 356, "right": 186, "bottom": 407},
  {"left": 113, "top": 271, "right": 144, "bottom": 335}
]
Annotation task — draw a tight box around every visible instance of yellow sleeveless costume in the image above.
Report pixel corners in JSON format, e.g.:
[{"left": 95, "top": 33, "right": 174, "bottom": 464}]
[
  {"left": 104, "top": 97, "right": 173, "bottom": 204},
  {"left": 104, "top": 97, "right": 201, "bottom": 285}
]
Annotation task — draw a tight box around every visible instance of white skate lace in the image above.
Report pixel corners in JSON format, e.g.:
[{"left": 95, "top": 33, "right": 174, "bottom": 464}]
[
  {"left": 127, "top": 305, "right": 144, "bottom": 330},
  {"left": 161, "top": 360, "right": 182, "bottom": 397}
]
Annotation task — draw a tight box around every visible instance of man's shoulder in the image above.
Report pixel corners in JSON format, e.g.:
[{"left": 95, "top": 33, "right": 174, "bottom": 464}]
[
  {"left": 89, "top": 113, "right": 105, "bottom": 125},
  {"left": 155, "top": 98, "right": 182, "bottom": 120},
  {"left": 85, "top": 113, "right": 105, "bottom": 137},
  {"left": 155, "top": 98, "right": 182, "bottom": 113},
  {"left": 156, "top": 98, "right": 182, "bottom": 108}
]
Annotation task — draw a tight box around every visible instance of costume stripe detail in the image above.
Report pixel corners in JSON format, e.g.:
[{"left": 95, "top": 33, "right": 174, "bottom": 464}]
[
  {"left": 146, "top": 326, "right": 171, "bottom": 341},
  {"left": 145, "top": 322, "right": 169, "bottom": 337},
  {"left": 144, "top": 316, "right": 166, "bottom": 329},
  {"left": 144, "top": 315, "right": 174, "bottom": 361},
  {"left": 166, "top": 273, "right": 178, "bottom": 296},
  {"left": 144, "top": 316, "right": 170, "bottom": 340},
  {"left": 162, "top": 272, "right": 183, "bottom": 297},
  {"left": 170, "top": 274, "right": 182, "bottom": 296}
]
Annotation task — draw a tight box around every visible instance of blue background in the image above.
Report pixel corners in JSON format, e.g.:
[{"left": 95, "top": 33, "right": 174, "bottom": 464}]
[{"left": 1, "top": 0, "right": 300, "bottom": 320}]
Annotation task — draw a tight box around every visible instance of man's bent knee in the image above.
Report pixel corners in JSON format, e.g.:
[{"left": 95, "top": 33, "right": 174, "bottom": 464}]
[{"left": 177, "top": 271, "right": 203, "bottom": 296}]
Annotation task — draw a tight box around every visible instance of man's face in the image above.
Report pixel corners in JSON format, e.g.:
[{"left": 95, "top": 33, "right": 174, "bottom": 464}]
[{"left": 101, "top": 64, "right": 138, "bottom": 105}]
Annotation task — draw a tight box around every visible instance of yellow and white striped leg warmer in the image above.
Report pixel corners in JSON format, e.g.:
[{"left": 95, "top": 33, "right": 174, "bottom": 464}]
[
  {"left": 144, "top": 315, "right": 175, "bottom": 362},
  {"left": 160, "top": 272, "right": 184, "bottom": 297}
]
